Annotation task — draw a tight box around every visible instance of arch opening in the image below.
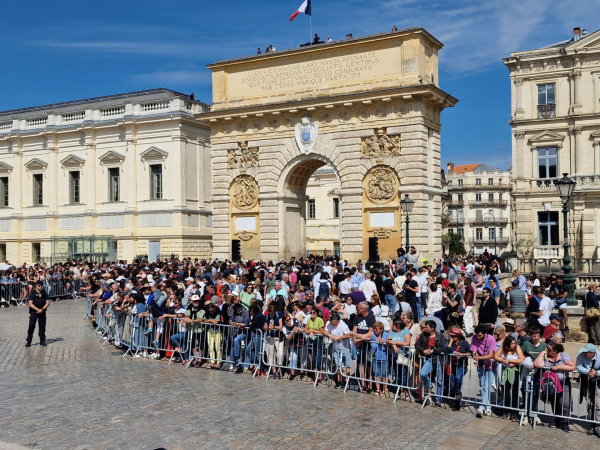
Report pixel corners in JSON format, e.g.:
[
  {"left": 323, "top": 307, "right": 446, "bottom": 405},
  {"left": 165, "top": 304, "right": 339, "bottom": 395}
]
[{"left": 279, "top": 156, "right": 341, "bottom": 260}]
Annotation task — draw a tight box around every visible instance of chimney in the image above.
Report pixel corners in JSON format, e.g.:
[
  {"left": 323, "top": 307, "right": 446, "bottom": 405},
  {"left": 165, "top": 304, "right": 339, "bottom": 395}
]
[
  {"left": 574, "top": 27, "right": 581, "bottom": 42},
  {"left": 447, "top": 163, "right": 455, "bottom": 173},
  {"left": 583, "top": 29, "right": 588, "bottom": 36}
]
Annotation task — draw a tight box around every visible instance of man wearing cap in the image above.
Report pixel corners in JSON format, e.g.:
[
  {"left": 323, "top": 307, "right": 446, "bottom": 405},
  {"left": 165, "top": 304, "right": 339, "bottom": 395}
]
[
  {"left": 182, "top": 277, "right": 195, "bottom": 306},
  {"left": 542, "top": 314, "right": 561, "bottom": 342},
  {"left": 577, "top": 343, "right": 600, "bottom": 437},
  {"left": 26, "top": 281, "right": 50, "bottom": 347},
  {"left": 586, "top": 284, "right": 600, "bottom": 346}
]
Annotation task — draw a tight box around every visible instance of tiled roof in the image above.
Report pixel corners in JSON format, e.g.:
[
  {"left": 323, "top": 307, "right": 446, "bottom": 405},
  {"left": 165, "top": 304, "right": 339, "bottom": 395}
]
[{"left": 449, "top": 164, "right": 480, "bottom": 173}]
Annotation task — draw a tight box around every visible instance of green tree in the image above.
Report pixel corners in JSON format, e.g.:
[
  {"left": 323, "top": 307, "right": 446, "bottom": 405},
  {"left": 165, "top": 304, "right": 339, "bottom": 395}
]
[{"left": 443, "top": 231, "right": 466, "bottom": 257}]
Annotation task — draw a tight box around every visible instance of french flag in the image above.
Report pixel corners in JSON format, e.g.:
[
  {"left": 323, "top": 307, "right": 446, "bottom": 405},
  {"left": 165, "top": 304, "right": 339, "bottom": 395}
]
[{"left": 290, "top": 0, "right": 311, "bottom": 21}]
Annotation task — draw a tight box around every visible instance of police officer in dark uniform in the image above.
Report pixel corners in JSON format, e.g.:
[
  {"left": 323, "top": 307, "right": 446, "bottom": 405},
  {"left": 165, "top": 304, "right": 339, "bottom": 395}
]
[{"left": 26, "top": 281, "right": 50, "bottom": 347}]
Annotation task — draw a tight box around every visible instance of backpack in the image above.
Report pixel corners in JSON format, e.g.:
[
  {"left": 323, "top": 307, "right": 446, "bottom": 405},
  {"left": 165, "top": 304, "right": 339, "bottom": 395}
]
[
  {"left": 498, "top": 291, "right": 507, "bottom": 310},
  {"left": 541, "top": 370, "right": 563, "bottom": 396},
  {"left": 318, "top": 281, "right": 331, "bottom": 297}
]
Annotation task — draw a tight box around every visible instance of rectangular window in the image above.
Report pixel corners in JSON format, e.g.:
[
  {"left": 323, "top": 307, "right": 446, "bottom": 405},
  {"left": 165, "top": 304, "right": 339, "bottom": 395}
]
[
  {"left": 489, "top": 193, "right": 494, "bottom": 202},
  {"left": 69, "top": 171, "right": 80, "bottom": 204},
  {"left": 333, "top": 198, "right": 339, "bottom": 218},
  {"left": 538, "top": 83, "right": 556, "bottom": 105},
  {"left": 0, "top": 177, "right": 8, "bottom": 207},
  {"left": 499, "top": 228, "right": 504, "bottom": 238},
  {"left": 538, "top": 212, "right": 559, "bottom": 246},
  {"left": 538, "top": 147, "right": 558, "bottom": 178},
  {"left": 488, "top": 178, "right": 493, "bottom": 186},
  {"left": 457, "top": 179, "right": 463, "bottom": 187},
  {"left": 109, "top": 168, "right": 120, "bottom": 202},
  {"left": 476, "top": 228, "right": 483, "bottom": 240},
  {"left": 0, "top": 243, "right": 5, "bottom": 261},
  {"left": 308, "top": 199, "right": 316, "bottom": 219},
  {"left": 33, "top": 174, "right": 43, "bottom": 206},
  {"left": 498, "top": 179, "right": 503, "bottom": 186},
  {"left": 489, "top": 227, "right": 496, "bottom": 239},
  {"left": 448, "top": 181, "right": 452, "bottom": 187},
  {"left": 475, "top": 178, "right": 481, "bottom": 186},
  {"left": 150, "top": 165, "right": 163, "bottom": 200},
  {"left": 457, "top": 227, "right": 464, "bottom": 236},
  {"left": 457, "top": 194, "right": 463, "bottom": 203},
  {"left": 475, "top": 193, "right": 481, "bottom": 202}
]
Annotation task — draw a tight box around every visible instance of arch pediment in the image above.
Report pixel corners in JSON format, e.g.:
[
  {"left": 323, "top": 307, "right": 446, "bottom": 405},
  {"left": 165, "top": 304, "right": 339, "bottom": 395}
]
[
  {"left": 60, "top": 154, "right": 86, "bottom": 166},
  {"left": 24, "top": 158, "right": 48, "bottom": 170},
  {"left": 528, "top": 130, "right": 565, "bottom": 147},
  {"left": 140, "top": 146, "right": 168, "bottom": 160},
  {"left": 98, "top": 150, "right": 125, "bottom": 164}
]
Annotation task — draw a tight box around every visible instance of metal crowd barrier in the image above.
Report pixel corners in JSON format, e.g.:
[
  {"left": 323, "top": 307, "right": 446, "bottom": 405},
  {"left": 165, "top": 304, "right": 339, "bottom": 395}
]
[
  {"left": 186, "top": 323, "right": 264, "bottom": 375},
  {"left": 0, "top": 281, "right": 32, "bottom": 306},
  {"left": 530, "top": 365, "right": 598, "bottom": 430},
  {"left": 82, "top": 311, "right": 600, "bottom": 434},
  {"left": 262, "top": 328, "right": 337, "bottom": 385}
]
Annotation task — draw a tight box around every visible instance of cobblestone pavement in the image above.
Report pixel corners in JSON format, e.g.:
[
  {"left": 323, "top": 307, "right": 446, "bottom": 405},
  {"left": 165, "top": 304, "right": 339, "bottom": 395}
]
[{"left": 0, "top": 301, "right": 596, "bottom": 450}]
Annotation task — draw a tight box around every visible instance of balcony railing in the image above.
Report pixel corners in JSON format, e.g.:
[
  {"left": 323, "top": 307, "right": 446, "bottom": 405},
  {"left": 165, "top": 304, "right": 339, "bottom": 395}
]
[
  {"left": 446, "top": 200, "right": 464, "bottom": 207},
  {"left": 469, "top": 217, "right": 509, "bottom": 225},
  {"left": 468, "top": 237, "right": 509, "bottom": 245},
  {"left": 446, "top": 217, "right": 465, "bottom": 225},
  {"left": 468, "top": 200, "right": 508, "bottom": 207},
  {"left": 448, "top": 183, "right": 510, "bottom": 191},
  {"left": 537, "top": 103, "right": 556, "bottom": 119},
  {"left": 533, "top": 245, "right": 563, "bottom": 259}
]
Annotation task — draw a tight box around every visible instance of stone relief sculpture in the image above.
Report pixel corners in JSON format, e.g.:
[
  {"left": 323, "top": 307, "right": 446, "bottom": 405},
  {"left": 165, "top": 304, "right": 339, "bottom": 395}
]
[
  {"left": 228, "top": 142, "right": 259, "bottom": 170},
  {"left": 362, "top": 128, "right": 401, "bottom": 158},
  {"left": 364, "top": 166, "right": 398, "bottom": 204},
  {"left": 294, "top": 115, "right": 318, "bottom": 154},
  {"left": 373, "top": 228, "right": 392, "bottom": 239},
  {"left": 231, "top": 175, "right": 259, "bottom": 210}
]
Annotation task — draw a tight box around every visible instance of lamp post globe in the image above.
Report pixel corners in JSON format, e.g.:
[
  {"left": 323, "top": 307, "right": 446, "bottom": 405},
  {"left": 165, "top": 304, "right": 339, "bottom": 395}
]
[{"left": 553, "top": 173, "right": 577, "bottom": 306}]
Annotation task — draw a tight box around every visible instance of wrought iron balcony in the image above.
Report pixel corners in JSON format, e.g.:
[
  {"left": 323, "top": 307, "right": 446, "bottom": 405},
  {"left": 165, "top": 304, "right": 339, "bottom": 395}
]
[
  {"left": 468, "top": 200, "right": 508, "bottom": 207},
  {"left": 537, "top": 104, "right": 556, "bottom": 119},
  {"left": 468, "top": 237, "right": 509, "bottom": 245},
  {"left": 469, "top": 217, "right": 509, "bottom": 225}
]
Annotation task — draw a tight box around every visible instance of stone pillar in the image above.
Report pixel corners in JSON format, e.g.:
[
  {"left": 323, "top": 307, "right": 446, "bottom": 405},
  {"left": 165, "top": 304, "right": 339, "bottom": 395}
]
[
  {"left": 339, "top": 189, "right": 363, "bottom": 263},
  {"left": 513, "top": 131, "right": 526, "bottom": 180},
  {"left": 125, "top": 138, "right": 137, "bottom": 208},
  {"left": 173, "top": 137, "right": 188, "bottom": 208},
  {"left": 47, "top": 136, "right": 58, "bottom": 213},
  {"left": 571, "top": 126, "right": 584, "bottom": 175},
  {"left": 513, "top": 78, "right": 524, "bottom": 119},
  {"left": 571, "top": 69, "right": 582, "bottom": 114}
]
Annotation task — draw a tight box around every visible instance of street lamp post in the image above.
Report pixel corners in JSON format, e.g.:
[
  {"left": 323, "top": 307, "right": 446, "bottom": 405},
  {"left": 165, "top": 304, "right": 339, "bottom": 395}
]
[
  {"left": 400, "top": 194, "right": 415, "bottom": 255},
  {"left": 554, "top": 173, "right": 577, "bottom": 306},
  {"left": 482, "top": 212, "right": 497, "bottom": 256}
]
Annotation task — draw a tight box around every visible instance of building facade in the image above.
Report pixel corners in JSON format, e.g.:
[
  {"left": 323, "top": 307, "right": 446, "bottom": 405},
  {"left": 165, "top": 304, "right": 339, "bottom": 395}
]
[
  {"left": 505, "top": 27, "right": 600, "bottom": 266},
  {"left": 305, "top": 167, "right": 341, "bottom": 256},
  {"left": 444, "top": 163, "right": 512, "bottom": 255},
  {"left": 0, "top": 89, "right": 213, "bottom": 263},
  {"left": 203, "top": 28, "right": 457, "bottom": 263}
]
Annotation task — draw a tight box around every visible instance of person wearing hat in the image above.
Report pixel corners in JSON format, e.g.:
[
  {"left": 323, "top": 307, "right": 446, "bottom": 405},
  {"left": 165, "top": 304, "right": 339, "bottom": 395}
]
[
  {"left": 542, "top": 313, "right": 561, "bottom": 343},
  {"left": 26, "top": 281, "right": 50, "bottom": 347},
  {"left": 446, "top": 327, "right": 470, "bottom": 411},
  {"left": 586, "top": 284, "right": 600, "bottom": 346},
  {"left": 576, "top": 343, "right": 600, "bottom": 437},
  {"left": 184, "top": 295, "right": 205, "bottom": 367}
]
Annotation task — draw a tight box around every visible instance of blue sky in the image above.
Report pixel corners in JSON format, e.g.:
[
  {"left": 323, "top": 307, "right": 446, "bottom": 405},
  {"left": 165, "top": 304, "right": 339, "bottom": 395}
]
[{"left": 2, "top": 0, "right": 600, "bottom": 170}]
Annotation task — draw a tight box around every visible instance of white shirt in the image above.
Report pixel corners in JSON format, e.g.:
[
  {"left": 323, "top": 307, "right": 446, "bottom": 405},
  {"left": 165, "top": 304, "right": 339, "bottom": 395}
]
[
  {"left": 344, "top": 303, "right": 357, "bottom": 315},
  {"left": 340, "top": 280, "right": 352, "bottom": 295},
  {"left": 538, "top": 297, "right": 552, "bottom": 326},
  {"left": 466, "top": 263, "right": 475, "bottom": 275},
  {"left": 325, "top": 321, "right": 351, "bottom": 351},
  {"left": 394, "top": 275, "right": 406, "bottom": 292},
  {"left": 360, "top": 280, "right": 376, "bottom": 299}
]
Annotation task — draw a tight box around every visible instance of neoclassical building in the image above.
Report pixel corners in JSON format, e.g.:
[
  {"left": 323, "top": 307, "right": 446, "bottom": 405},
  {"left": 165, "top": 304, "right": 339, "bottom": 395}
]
[
  {"left": 203, "top": 28, "right": 457, "bottom": 262},
  {"left": 0, "top": 89, "right": 212, "bottom": 263},
  {"left": 505, "top": 27, "right": 600, "bottom": 265},
  {"left": 444, "top": 163, "right": 512, "bottom": 255}
]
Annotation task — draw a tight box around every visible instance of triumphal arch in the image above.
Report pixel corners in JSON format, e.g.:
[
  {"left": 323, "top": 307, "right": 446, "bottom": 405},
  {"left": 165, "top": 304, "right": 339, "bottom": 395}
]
[{"left": 202, "top": 28, "right": 457, "bottom": 262}]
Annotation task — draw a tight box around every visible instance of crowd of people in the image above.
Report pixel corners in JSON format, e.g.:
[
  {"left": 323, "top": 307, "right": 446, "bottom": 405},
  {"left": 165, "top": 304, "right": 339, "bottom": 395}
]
[{"left": 10, "top": 248, "right": 600, "bottom": 437}]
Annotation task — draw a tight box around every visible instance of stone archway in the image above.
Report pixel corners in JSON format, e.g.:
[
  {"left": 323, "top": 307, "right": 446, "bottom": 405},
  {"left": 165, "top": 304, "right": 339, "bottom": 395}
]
[
  {"left": 203, "top": 29, "right": 457, "bottom": 262},
  {"left": 277, "top": 154, "right": 342, "bottom": 260}
]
